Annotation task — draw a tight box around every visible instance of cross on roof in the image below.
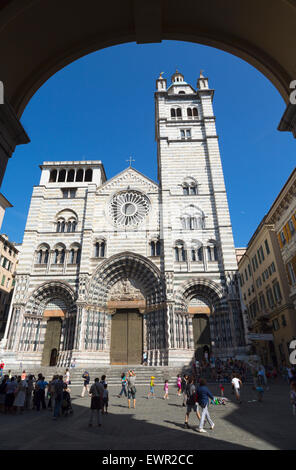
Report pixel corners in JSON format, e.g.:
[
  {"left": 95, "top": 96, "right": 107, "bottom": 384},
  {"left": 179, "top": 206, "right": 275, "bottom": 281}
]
[{"left": 126, "top": 156, "right": 135, "bottom": 167}]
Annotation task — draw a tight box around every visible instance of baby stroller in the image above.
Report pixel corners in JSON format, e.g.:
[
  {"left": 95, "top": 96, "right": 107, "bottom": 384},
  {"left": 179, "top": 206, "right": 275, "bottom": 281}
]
[{"left": 61, "top": 387, "right": 73, "bottom": 417}]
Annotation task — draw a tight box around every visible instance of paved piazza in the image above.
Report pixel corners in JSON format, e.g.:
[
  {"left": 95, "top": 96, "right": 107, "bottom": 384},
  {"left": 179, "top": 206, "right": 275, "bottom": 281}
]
[{"left": 0, "top": 382, "right": 294, "bottom": 450}]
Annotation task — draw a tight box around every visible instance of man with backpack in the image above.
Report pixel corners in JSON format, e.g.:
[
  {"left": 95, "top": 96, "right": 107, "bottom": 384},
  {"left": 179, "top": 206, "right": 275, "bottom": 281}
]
[{"left": 184, "top": 376, "right": 201, "bottom": 429}]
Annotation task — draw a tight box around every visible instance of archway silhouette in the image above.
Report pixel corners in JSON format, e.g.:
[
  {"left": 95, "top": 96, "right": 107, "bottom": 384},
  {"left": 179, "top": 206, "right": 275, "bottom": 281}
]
[{"left": 0, "top": 0, "right": 295, "bottom": 186}]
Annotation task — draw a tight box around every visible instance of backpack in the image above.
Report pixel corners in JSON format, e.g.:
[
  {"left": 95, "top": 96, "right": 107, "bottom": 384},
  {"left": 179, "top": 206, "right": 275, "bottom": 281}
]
[
  {"left": 54, "top": 380, "right": 63, "bottom": 399},
  {"left": 186, "top": 384, "right": 198, "bottom": 404}
]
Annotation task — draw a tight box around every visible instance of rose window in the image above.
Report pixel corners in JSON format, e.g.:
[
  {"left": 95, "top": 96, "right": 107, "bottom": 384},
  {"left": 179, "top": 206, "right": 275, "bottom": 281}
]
[{"left": 108, "top": 190, "right": 150, "bottom": 227}]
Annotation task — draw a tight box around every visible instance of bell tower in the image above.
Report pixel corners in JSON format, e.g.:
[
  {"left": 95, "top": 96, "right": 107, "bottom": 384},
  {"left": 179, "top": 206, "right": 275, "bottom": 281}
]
[{"left": 155, "top": 70, "right": 243, "bottom": 362}]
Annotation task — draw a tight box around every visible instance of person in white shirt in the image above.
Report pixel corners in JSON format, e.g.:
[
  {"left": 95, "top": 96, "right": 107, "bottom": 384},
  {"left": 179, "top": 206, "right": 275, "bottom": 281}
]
[{"left": 231, "top": 375, "right": 242, "bottom": 403}]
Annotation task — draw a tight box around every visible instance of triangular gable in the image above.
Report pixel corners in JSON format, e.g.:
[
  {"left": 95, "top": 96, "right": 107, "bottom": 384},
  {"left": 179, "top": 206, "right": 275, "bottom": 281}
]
[{"left": 97, "top": 167, "right": 159, "bottom": 194}]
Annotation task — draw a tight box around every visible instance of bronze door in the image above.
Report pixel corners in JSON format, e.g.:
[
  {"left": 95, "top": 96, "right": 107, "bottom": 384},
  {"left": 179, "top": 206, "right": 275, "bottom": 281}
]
[
  {"left": 41, "top": 318, "right": 62, "bottom": 366},
  {"left": 110, "top": 310, "right": 143, "bottom": 364},
  {"left": 192, "top": 314, "right": 211, "bottom": 361}
]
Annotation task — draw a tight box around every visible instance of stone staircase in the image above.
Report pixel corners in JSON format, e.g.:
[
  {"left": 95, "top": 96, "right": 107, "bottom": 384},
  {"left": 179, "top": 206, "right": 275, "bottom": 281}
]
[
  {"left": 4, "top": 364, "right": 254, "bottom": 385},
  {"left": 5, "top": 366, "right": 189, "bottom": 386}
]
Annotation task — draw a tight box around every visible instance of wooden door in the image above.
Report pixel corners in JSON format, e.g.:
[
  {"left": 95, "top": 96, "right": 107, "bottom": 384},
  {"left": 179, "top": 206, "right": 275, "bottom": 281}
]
[
  {"left": 41, "top": 318, "right": 62, "bottom": 366},
  {"left": 110, "top": 310, "right": 143, "bottom": 364},
  {"left": 192, "top": 314, "right": 211, "bottom": 361},
  {"left": 127, "top": 310, "right": 143, "bottom": 364},
  {"left": 110, "top": 311, "right": 128, "bottom": 364}
]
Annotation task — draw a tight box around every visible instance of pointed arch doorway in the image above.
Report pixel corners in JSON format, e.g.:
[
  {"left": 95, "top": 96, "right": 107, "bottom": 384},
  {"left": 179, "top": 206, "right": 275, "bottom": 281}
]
[{"left": 110, "top": 309, "right": 143, "bottom": 365}]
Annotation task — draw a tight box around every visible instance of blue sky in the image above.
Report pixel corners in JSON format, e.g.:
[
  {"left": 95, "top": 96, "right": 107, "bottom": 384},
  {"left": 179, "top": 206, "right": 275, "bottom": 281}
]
[{"left": 1, "top": 40, "right": 295, "bottom": 246}]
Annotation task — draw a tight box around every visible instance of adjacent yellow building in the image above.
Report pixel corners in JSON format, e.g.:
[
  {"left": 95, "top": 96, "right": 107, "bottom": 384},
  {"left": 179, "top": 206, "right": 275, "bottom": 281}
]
[
  {"left": 0, "top": 235, "right": 19, "bottom": 339},
  {"left": 238, "top": 214, "right": 296, "bottom": 367}
]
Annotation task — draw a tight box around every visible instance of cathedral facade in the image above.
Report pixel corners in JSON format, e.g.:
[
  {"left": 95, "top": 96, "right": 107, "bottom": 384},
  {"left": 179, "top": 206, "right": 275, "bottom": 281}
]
[{"left": 1, "top": 71, "right": 246, "bottom": 368}]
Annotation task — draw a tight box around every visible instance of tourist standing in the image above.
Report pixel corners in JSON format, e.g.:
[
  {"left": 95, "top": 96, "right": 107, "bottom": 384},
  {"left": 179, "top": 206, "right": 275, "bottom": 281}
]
[
  {"left": 102, "top": 383, "right": 109, "bottom": 415},
  {"left": 13, "top": 376, "right": 27, "bottom": 413},
  {"left": 47, "top": 375, "right": 57, "bottom": 410},
  {"left": 5, "top": 376, "right": 17, "bottom": 413},
  {"left": 184, "top": 376, "right": 201, "bottom": 429},
  {"left": 117, "top": 372, "right": 128, "bottom": 398},
  {"left": 70, "top": 358, "right": 76, "bottom": 369},
  {"left": 181, "top": 375, "right": 188, "bottom": 406},
  {"left": 127, "top": 370, "right": 136, "bottom": 409},
  {"left": 64, "top": 368, "right": 71, "bottom": 391},
  {"left": 100, "top": 375, "right": 107, "bottom": 386},
  {"left": 0, "top": 375, "right": 8, "bottom": 411},
  {"left": 52, "top": 375, "right": 64, "bottom": 420},
  {"left": 25, "top": 375, "right": 34, "bottom": 410},
  {"left": 61, "top": 383, "right": 72, "bottom": 417},
  {"left": 0, "top": 360, "right": 4, "bottom": 377},
  {"left": 35, "top": 374, "right": 48, "bottom": 411},
  {"left": 81, "top": 370, "right": 90, "bottom": 397},
  {"left": 197, "top": 378, "right": 215, "bottom": 433},
  {"left": 231, "top": 375, "right": 242, "bottom": 404},
  {"left": 142, "top": 351, "right": 148, "bottom": 365},
  {"left": 88, "top": 377, "right": 104, "bottom": 427}
]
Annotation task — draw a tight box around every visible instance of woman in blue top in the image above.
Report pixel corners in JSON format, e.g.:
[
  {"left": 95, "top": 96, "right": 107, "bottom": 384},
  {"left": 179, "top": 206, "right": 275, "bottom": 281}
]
[
  {"left": 117, "top": 373, "right": 128, "bottom": 397},
  {"left": 197, "top": 378, "right": 215, "bottom": 433}
]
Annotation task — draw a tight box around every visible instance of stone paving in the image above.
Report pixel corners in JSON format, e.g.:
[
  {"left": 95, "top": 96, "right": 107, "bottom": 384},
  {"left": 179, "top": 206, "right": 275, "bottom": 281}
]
[{"left": 0, "top": 382, "right": 295, "bottom": 450}]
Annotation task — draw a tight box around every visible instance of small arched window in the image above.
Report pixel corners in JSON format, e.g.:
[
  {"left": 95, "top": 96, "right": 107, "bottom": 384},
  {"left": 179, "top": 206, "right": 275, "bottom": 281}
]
[
  {"left": 176, "top": 108, "right": 182, "bottom": 119},
  {"left": 37, "top": 246, "right": 50, "bottom": 264},
  {"left": 187, "top": 108, "right": 192, "bottom": 118},
  {"left": 207, "top": 243, "right": 218, "bottom": 262},
  {"left": 49, "top": 170, "right": 57, "bottom": 183},
  {"left": 183, "top": 184, "right": 189, "bottom": 195},
  {"left": 174, "top": 241, "right": 186, "bottom": 262},
  {"left": 150, "top": 240, "right": 161, "bottom": 257},
  {"left": 170, "top": 108, "right": 176, "bottom": 118},
  {"left": 58, "top": 169, "right": 66, "bottom": 182},
  {"left": 193, "top": 107, "right": 198, "bottom": 118},
  {"left": 67, "top": 169, "right": 75, "bottom": 182},
  {"left": 76, "top": 169, "right": 84, "bottom": 182},
  {"left": 94, "top": 240, "right": 106, "bottom": 258},
  {"left": 191, "top": 243, "right": 203, "bottom": 262},
  {"left": 85, "top": 169, "right": 93, "bottom": 182},
  {"left": 189, "top": 184, "right": 197, "bottom": 195}
]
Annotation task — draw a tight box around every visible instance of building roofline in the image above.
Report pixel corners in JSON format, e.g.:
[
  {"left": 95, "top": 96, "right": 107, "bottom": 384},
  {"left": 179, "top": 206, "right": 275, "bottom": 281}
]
[
  {"left": 265, "top": 166, "right": 296, "bottom": 221},
  {"left": 0, "top": 193, "right": 13, "bottom": 208}
]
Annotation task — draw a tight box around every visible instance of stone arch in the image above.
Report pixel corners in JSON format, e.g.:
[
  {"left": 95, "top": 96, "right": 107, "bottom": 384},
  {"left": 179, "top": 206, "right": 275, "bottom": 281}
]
[
  {"left": 175, "top": 277, "right": 225, "bottom": 314},
  {"left": 87, "top": 251, "right": 166, "bottom": 309},
  {"left": 25, "top": 280, "right": 77, "bottom": 317}
]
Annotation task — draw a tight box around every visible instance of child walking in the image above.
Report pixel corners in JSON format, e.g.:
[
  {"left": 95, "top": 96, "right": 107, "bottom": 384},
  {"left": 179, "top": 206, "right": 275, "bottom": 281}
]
[
  {"left": 219, "top": 383, "right": 225, "bottom": 397},
  {"left": 163, "top": 380, "right": 169, "bottom": 399},
  {"left": 148, "top": 376, "right": 155, "bottom": 399},
  {"left": 102, "top": 383, "right": 109, "bottom": 415},
  {"left": 177, "top": 375, "right": 182, "bottom": 396}
]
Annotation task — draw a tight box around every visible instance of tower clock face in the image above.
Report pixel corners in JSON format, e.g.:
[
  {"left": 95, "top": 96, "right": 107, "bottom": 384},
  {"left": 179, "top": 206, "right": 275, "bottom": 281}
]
[{"left": 108, "top": 190, "right": 150, "bottom": 227}]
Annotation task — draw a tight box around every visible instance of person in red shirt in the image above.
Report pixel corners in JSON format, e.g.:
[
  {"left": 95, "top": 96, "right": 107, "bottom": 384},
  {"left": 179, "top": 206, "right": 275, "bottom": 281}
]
[{"left": 0, "top": 361, "right": 4, "bottom": 377}]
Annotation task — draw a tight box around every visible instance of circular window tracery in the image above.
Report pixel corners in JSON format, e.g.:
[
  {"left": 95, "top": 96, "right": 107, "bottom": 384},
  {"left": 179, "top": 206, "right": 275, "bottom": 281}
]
[{"left": 108, "top": 190, "right": 150, "bottom": 227}]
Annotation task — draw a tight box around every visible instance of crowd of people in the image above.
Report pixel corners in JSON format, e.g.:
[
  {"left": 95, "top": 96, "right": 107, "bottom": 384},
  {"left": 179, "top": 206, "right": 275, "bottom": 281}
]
[
  {"left": 0, "top": 369, "right": 73, "bottom": 418},
  {"left": 0, "top": 355, "right": 296, "bottom": 431}
]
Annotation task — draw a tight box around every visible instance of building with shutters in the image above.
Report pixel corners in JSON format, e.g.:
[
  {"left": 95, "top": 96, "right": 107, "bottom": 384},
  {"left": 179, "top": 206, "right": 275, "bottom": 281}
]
[{"left": 1, "top": 71, "right": 246, "bottom": 368}]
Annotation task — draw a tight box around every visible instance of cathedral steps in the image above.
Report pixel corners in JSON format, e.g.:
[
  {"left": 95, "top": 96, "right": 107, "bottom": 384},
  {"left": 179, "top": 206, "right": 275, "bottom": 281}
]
[{"left": 4, "top": 365, "right": 254, "bottom": 385}]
